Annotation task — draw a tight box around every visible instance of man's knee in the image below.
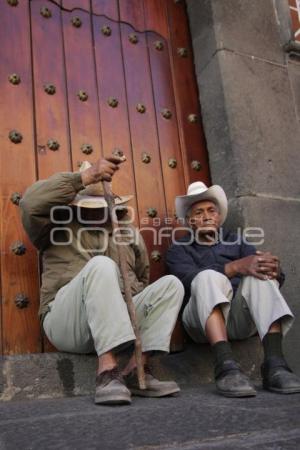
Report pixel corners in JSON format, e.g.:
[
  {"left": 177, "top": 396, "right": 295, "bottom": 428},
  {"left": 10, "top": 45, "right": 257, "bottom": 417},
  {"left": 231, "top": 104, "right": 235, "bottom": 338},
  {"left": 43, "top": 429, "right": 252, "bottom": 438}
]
[
  {"left": 152, "top": 275, "right": 184, "bottom": 310},
  {"left": 161, "top": 275, "right": 184, "bottom": 296},
  {"left": 194, "top": 269, "right": 225, "bottom": 281},
  {"left": 243, "top": 275, "right": 280, "bottom": 291},
  {"left": 192, "top": 270, "right": 227, "bottom": 289},
  {"left": 162, "top": 274, "right": 183, "bottom": 288},
  {"left": 85, "top": 255, "right": 118, "bottom": 274}
]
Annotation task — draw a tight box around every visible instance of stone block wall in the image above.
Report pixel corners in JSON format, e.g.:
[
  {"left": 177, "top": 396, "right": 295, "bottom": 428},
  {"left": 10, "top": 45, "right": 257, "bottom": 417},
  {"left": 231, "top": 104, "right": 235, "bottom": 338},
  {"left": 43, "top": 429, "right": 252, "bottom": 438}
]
[{"left": 187, "top": 0, "right": 300, "bottom": 371}]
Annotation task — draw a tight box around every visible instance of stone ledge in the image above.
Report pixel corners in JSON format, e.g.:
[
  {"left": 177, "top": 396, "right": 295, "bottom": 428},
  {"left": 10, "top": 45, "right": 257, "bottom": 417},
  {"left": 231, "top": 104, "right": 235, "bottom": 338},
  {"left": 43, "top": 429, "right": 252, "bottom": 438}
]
[{"left": 0, "top": 338, "right": 262, "bottom": 401}]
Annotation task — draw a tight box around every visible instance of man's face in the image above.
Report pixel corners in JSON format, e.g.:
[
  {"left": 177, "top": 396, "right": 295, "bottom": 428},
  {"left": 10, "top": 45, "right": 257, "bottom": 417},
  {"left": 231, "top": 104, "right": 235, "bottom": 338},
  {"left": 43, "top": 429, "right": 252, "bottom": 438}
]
[
  {"left": 73, "top": 206, "right": 128, "bottom": 225},
  {"left": 72, "top": 206, "right": 108, "bottom": 225},
  {"left": 187, "top": 200, "right": 221, "bottom": 235}
]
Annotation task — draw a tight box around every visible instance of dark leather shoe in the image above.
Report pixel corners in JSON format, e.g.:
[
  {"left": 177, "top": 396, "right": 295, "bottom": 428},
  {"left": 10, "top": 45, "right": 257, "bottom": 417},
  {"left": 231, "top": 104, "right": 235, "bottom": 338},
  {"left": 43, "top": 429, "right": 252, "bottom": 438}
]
[
  {"left": 95, "top": 368, "right": 131, "bottom": 405},
  {"left": 124, "top": 365, "right": 180, "bottom": 397},
  {"left": 262, "top": 356, "right": 300, "bottom": 394},
  {"left": 215, "top": 359, "right": 257, "bottom": 398}
]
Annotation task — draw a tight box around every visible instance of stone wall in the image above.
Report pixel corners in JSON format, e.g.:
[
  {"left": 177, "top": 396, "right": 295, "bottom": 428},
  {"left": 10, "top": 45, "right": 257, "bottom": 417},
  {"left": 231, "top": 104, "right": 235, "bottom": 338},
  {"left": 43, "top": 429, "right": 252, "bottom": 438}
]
[{"left": 187, "top": 0, "right": 300, "bottom": 371}]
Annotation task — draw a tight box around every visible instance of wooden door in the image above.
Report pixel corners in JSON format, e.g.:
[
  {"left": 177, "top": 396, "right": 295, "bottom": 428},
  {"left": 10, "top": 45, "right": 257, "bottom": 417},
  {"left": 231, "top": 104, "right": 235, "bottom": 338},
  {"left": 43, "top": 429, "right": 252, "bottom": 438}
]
[
  {"left": 0, "top": 0, "right": 210, "bottom": 355},
  {"left": 289, "top": 0, "right": 300, "bottom": 42}
]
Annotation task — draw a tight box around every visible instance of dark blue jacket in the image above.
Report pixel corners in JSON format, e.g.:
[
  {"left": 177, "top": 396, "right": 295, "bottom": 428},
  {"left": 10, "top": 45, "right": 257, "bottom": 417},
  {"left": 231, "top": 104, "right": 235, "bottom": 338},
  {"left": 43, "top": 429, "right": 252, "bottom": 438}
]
[{"left": 166, "top": 230, "right": 284, "bottom": 297}]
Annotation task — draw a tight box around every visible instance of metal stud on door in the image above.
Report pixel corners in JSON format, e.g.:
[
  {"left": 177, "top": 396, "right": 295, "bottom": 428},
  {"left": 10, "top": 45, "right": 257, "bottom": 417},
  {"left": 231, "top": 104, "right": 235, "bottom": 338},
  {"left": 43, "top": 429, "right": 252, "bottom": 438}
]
[
  {"left": 8, "top": 74, "right": 21, "bottom": 85},
  {"left": 10, "top": 241, "right": 26, "bottom": 256},
  {"left": 40, "top": 7, "right": 52, "bottom": 18},
  {"left": 15, "top": 293, "right": 29, "bottom": 309},
  {"left": 9, "top": 130, "right": 23, "bottom": 144},
  {"left": 10, "top": 192, "right": 22, "bottom": 205}
]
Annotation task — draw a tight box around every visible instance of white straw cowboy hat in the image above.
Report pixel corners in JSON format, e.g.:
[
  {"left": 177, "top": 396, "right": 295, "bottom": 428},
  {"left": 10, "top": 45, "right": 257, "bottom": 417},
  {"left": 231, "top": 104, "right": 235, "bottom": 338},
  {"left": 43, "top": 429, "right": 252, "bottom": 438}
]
[
  {"left": 71, "top": 161, "right": 133, "bottom": 209},
  {"left": 175, "top": 181, "right": 228, "bottom": 225}
]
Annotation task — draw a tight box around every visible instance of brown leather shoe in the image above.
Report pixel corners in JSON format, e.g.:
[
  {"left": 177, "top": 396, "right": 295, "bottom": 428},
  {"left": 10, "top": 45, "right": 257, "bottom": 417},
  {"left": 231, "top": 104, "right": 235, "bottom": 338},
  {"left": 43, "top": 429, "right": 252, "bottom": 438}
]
[
  {"left": 124, "top": 365, "right": 180, "bottom": 397},
  {"left": 95, "top": 368, "right": 132, "bottom": 405}
]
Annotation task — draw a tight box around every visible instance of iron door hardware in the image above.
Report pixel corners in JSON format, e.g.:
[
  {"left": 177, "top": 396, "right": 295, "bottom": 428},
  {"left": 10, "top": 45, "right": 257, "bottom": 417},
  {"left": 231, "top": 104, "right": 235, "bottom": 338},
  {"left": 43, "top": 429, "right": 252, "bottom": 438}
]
[
  {"left": 147, "top": 208, "right": 158, "bottom": 218},
  {"left": 129, "top": 33, "right": 138, "bottom": 44},
  {"left": 44, "top": 84, "right": 56, "bottom": 95},
  {"left": 177, "top": 48, "right": 188, "bottom": 57},
  {"left": 10, "top": 192, "right": 22, "bottom": 205},
  {"left": 151, "top": 250, "right": 161, "bottom": 262},
  {"left": 168, "top": 158, "right": 177, "bottom": 169},
  {"left": 40, "top": 7, "right": 52, "bottom": 18},
  {"left": 11, "top": 241, "right": 26, "bottom": 256},
  {"left": 136, "top": 103, "right": 146, "bottom": 113},
  {"left": 77, "top": 90, "right": 88, "bottom": 101},
  {"left": 141, "top": 152, "right": 151, "bottom": 163},
  {"left": 188, "top": 114, "right": 198, "bottom": 123},
  {"left": 71, "top": 17, "right": 82, "bottom": 28},
  {"left": 108, "top": 97, "right": 118, "bottom": 108},
  {"left": 81, "top": 144, "right": 93, "bottom": 155},
  {"left": 15, "top": 293, "right": 29, "bottom": 309},
  {"left": 101, "top": 25, "right": 112, "bottom": 36},
  {"left": 191, "top": 160, "right": 202, "bottom": 171},
  {"left": 154, "top": 41, "right": 164, "bottom": 51},
  {"left": 9, "top": 130, "right": 23, "bottom": 144},
  {"left": 161, "top": 109, "right": 172, "bottom": 119},
  {"left": 47, "top": 139, "right": 60, "bottom": 151},
  {"left": 9, "top": 74, "right": 21, "bottom": 85}
]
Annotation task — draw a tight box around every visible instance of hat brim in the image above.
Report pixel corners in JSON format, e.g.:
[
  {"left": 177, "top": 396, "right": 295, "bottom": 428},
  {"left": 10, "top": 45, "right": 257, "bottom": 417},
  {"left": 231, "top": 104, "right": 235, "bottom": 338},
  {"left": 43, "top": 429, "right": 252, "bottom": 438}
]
[
  {"left": 71, "top": 194, "right": 133, "bottom": 209},
  {"left": 175, "top": 185, "right": 228, "bottom": 225}
]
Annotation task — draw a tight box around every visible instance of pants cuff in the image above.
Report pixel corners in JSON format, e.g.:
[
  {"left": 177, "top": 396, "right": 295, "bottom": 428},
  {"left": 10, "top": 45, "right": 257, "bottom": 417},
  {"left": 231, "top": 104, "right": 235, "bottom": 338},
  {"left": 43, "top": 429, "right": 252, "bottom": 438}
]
[{"left": 96, "top": 334, "right": 135, "bottom": 357}]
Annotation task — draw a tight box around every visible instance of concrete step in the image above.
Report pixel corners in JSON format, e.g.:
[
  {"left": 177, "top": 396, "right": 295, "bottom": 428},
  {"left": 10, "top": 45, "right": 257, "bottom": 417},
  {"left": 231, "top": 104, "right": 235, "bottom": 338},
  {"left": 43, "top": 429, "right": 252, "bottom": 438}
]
[{"left": 0, "top": 337, "right": 262, "bottom": 401}]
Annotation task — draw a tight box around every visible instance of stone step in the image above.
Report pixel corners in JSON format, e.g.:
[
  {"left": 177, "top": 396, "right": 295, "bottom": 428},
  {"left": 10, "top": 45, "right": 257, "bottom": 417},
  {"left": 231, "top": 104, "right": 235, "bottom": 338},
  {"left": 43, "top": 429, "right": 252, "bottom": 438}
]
[{"left": 0, "top": 337, "right": 262, "bottom": 401}]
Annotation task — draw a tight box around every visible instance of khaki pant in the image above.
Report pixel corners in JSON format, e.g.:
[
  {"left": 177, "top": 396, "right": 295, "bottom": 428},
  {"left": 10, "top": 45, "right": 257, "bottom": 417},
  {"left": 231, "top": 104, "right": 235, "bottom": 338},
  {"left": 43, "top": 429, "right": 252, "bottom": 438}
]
[
  {"left": 183, "top": 270, "right": 294, "bottom": 343},
  {"left": 43, "top": 256, "right": 184, "bottom": 356}
]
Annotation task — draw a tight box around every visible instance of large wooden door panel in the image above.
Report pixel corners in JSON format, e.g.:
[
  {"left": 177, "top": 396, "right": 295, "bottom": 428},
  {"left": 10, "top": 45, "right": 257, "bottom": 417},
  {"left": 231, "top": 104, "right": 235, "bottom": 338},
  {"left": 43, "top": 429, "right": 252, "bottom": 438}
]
[
  {"left": 92, "top": 9, "right": 138, "bottom": 211},
  {"left": 120, "top": 19, "right": 168, "bottom": 280},
  {"left": 62, "top": 5, "right": 102, "bottom": 171},
  {"left": 0, "top": 0, "right": 210, "bottom": 355},
  {"left": 166, "top": 0, "right": 210, "bottom": 186},
  {"left": 31, "top": 0, "right": 71, "bottom": 178},
  {"left": 0, "top": 1, "right": 40, "bottom": 354}
]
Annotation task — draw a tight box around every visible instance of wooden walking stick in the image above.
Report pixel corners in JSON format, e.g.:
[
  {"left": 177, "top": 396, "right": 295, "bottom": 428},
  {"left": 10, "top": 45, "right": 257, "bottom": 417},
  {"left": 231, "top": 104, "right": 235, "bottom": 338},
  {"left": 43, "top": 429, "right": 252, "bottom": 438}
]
[{"left": 102, "top": 153, "right": 146, "bottom": 390}]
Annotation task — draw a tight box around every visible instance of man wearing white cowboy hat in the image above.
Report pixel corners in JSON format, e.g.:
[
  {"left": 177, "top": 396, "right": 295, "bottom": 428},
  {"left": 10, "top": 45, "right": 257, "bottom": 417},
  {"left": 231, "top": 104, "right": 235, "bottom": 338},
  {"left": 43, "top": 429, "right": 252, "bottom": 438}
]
[
  {"left": 166, "top": 181, "right": 300, "bottom": 397},
  {"left": 20, "top": 156, "right": 184, "bottom": 405}
]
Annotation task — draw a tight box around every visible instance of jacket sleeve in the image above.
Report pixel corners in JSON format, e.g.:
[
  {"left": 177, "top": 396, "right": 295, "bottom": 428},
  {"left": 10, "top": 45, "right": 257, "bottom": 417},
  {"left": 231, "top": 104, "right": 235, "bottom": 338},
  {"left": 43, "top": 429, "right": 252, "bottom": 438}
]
[
  {"left": 166, "top": 244, "right": 203, "bottom": 291},
  {"left": 19, "top": 172, "right": 84, "bottom": 251},
  {"left": 240, "top": 240, "right": 256, "bottom": 258}
]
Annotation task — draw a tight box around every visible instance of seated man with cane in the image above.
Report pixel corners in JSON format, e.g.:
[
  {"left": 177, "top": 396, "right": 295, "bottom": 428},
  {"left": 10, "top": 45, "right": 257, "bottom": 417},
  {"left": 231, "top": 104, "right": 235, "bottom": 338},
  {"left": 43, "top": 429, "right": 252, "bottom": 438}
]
[
  {"left": 166, "top": 181, "right": 300, "bottom": 397},
  {"left": 20, "top": 155, "right": 184, "bottom": 405}
]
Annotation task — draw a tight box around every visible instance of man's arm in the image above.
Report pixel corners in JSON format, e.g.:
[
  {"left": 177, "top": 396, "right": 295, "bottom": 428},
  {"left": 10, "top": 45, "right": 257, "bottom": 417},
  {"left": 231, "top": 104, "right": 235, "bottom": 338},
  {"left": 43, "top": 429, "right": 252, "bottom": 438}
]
[
  {"left": 224, "top": 251, "right": 282, "bottom": 282},
  {"left": 20, "top": 172, "right": 85, "bottom": 250},
  {"left": 20, "top": 157, "right": 124, "bottom": 250}
]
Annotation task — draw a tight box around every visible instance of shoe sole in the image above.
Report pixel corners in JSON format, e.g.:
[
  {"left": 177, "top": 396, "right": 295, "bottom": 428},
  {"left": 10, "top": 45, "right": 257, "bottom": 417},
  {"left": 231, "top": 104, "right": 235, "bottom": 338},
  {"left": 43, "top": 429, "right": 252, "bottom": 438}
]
[
  {"left": 217, "top": 389, "right": 257, "bottom": 398},
  {"left": 130, "top": 387, "right": 180, "bottom": 398},
  {"left": 95, "top": 394, "right": 132, "bottom": 405},
  {"left": 263, "top": 385, "right": 300, "bottom": 394}
]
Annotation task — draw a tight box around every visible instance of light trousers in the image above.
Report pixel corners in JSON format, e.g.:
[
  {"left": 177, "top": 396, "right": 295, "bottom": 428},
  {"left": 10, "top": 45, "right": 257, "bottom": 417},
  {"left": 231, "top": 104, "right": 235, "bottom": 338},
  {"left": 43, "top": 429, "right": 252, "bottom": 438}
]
[
  {"left": 43, "top": 256, "right": 184, "bottom": 356},
  {"left": 182, "top": 270, "right": 294, "bottom": 343}
]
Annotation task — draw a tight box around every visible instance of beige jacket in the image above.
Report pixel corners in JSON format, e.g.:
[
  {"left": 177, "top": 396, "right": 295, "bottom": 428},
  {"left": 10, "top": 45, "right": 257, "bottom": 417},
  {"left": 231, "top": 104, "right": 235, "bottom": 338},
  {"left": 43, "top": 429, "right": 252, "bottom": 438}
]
[{"left": 20, "top": 172, "right": 150, "bottom": 321}]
